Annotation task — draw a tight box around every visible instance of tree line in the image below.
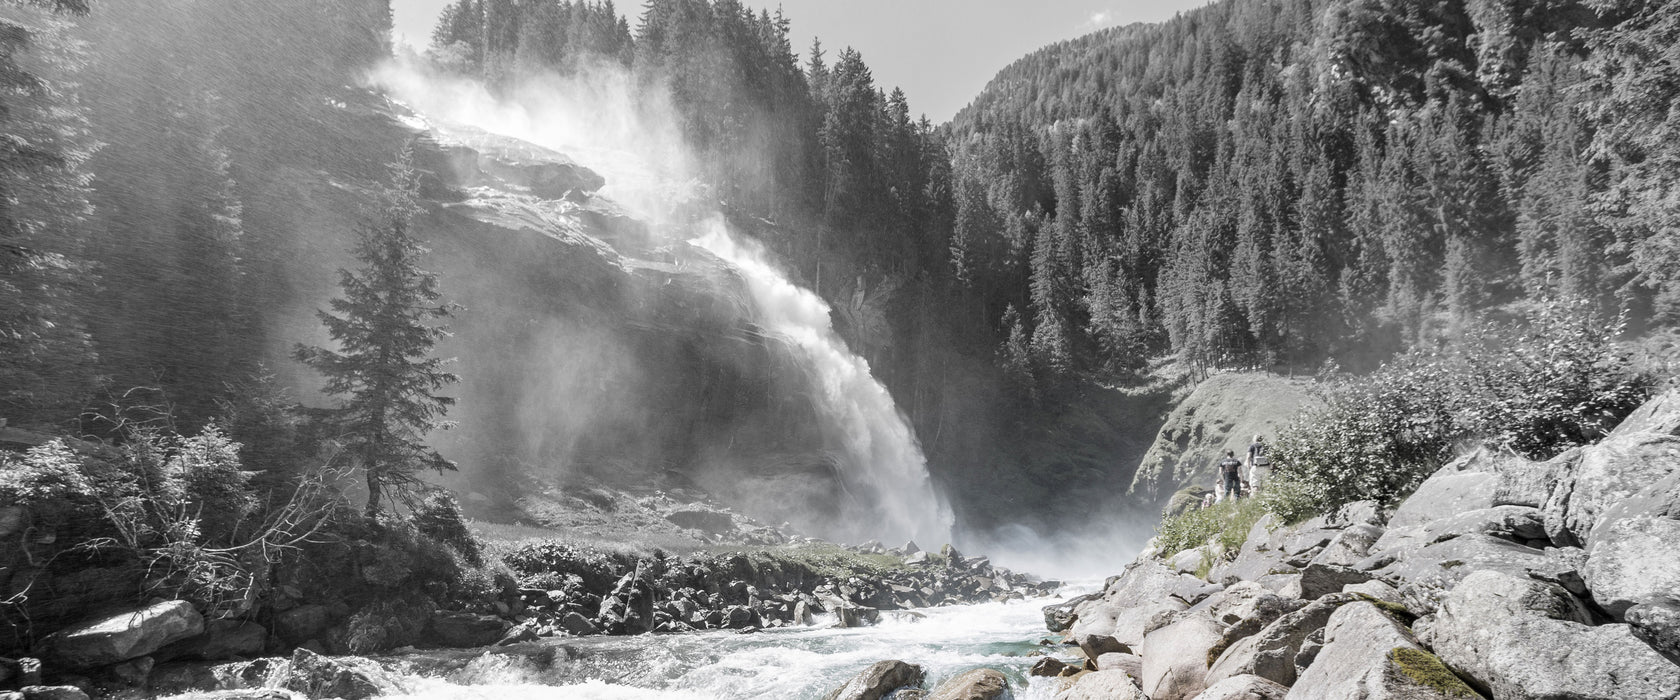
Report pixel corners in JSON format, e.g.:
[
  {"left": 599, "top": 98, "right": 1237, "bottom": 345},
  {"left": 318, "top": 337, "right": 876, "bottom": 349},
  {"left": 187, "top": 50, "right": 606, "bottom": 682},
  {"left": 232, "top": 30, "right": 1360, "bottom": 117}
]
[
  {"left": 424, "top": 0, "right": 1680, "bottom": 403},
  {"left": 948, "top": 0, "right": 1680, "bottom": 386}
]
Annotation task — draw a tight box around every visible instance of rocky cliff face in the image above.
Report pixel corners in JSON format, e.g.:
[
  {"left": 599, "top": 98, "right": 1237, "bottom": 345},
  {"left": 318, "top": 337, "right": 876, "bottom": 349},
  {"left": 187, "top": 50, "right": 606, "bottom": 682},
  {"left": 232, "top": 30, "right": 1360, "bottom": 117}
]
[
  {"left": 1038, "top": 387, "right": 1680, "bottom": 699},
  {"left": 263, "top": 90, "right": 876, "bottom": 539},
  {"left": 1128, "top": 373, "right": 1322, "bottom": 510}
]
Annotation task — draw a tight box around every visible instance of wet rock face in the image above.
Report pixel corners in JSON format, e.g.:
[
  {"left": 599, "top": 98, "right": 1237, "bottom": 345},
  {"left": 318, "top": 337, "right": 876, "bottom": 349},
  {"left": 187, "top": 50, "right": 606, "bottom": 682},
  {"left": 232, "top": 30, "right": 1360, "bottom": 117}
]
[
  {"left": 925, "top": 668, "right": 1009, "bottom": 700},
  {"left": 823, "top": 660, "right": 925, "bottom": 700},
  {"left": 281, "top": 649, "right": 397, "bottom": 700}
]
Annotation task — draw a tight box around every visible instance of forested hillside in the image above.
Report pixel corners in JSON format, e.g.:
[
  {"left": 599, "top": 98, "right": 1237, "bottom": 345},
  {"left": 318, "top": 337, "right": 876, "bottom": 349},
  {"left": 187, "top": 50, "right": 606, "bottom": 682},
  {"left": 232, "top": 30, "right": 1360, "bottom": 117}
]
[
  {"left": 948, "top": 0, "right": 1680, "bottom": 380},
  {"left": 5, "top": 0, "right": 1680, "bottom": 536}
]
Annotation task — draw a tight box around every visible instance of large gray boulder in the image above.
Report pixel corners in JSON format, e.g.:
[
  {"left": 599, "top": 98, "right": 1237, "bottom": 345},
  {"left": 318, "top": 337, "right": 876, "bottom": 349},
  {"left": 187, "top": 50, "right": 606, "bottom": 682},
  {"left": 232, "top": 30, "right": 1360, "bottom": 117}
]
[
  {"left": 1610, "top": 388, "right": 1680, "bottom": 438},
  {"left": 1364, "top": 533, "right": 1550, "bottom": 614},
  {"left": 1098, "top": 651, "right": 1143, "bottom": 679},
  {"left": 824, "top": 660, "right": 925, "bottom": 700},
  {"left": 1209, "top": 514, "right": 1297, "bottom": 586},
  {"left": 1290, "top": 602, "right": 1482, "bottom": 700},
  {"left": 157, "top": 620, "right": 267, "bottom": 662},
  {"left": 1309, "top": 523, "right": 1384, "bottom": 568},
  {"left": 1583, "top": 514, "right": 1680, "bottom": 619},
  {"left": 1296, "top": 562, "right": 1372, "bottom": 600},
  {"left": 925, "top": 668, "right": 1009, "bottom": 700},
  {"left": 1543, "top": 433, "right": 1680, "bottom": 547},
  {"left": 1205, "top": 592, "right": 1359, "bottom": 688},
  {"left": 1627, "top": 601, "right": 1680, "bottom": 661},
  {"left": 37, "top": 600, "right": 204, "bottom": 669},
  {"left": 1193, "top": 674, "right": 1288, "bottom": 700},
  {"left": 1370, "top": 505, "right": 1547, "bottom": 558},
  {"left": 1051, "top": 669, "right": 1145, "bottom": 700},
  {"left": 1138, "top": 613, "right": 1222, "bottom": 700},
  {"left": 1388, "top": 455, "right": 1499, "bottom": 530},
  {"left": 1089, "top": 598, "right": 1188, "bottom": 649},
  {"left": 1492, "top": 450, "right": 1574, "bottom": 509},
  {"left": 1420, "top": 569, "right": 1680, "bottom": 700}
]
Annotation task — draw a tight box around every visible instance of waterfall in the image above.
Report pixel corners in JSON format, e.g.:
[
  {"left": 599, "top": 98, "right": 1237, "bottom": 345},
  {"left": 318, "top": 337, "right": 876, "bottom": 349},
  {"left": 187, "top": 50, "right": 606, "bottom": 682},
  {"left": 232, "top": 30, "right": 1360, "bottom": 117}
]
[
  {"left": 372, "top": 58, "right": 952, "bottom": 546},
  {"left": 692, "top": 220, "right": 953, "bottom": 547}
]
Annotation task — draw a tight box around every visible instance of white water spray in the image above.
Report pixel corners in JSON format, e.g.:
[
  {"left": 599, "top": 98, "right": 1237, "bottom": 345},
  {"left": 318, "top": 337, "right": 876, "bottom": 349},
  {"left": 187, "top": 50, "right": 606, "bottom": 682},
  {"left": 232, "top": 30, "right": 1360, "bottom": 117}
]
[
  {"left": 371, "top": 58, "right": 952, "bottom": 545},
  {"left": 692, "top": 221, "right": 953, "bottom": 546}
]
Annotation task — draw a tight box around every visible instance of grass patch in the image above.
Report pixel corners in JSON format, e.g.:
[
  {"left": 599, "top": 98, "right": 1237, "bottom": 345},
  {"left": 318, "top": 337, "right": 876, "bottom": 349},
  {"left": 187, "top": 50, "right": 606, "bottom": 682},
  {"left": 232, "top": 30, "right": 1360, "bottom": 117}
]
[
  {"left": 1389, "top": 647, "right": 1478, "bottom": 697},
  {"left": 1155, "top": 496, "right": 1270, "bottom": 560}
]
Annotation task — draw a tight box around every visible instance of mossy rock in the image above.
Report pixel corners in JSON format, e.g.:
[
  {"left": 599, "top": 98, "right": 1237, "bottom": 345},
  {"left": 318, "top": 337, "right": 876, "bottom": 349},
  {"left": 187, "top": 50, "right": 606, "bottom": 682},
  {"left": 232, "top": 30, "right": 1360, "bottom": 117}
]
[
  {"left": 1354, "top": 593, "right": 1418, "bottom": 626},
  {"left": 1388, "top": 647, "right": 1479, "bottom": 698}
]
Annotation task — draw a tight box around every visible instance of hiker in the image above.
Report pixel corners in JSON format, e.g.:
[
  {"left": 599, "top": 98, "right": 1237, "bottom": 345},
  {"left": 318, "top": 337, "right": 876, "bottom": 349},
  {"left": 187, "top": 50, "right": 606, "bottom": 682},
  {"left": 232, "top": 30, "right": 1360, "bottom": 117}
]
[
  {"left": 1247, "top": 434, "right": 1270, "bottom": 494},
  {"left": 1218, "top": 449, "right": 1244, "bottom": 502}
]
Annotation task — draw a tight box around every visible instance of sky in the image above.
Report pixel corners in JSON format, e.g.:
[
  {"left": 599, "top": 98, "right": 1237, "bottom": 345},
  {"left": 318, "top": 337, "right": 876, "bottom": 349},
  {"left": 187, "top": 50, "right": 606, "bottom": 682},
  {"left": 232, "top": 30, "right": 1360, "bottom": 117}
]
[{"left": 391, "top": 0, "right": 1214, "bottom": 124}]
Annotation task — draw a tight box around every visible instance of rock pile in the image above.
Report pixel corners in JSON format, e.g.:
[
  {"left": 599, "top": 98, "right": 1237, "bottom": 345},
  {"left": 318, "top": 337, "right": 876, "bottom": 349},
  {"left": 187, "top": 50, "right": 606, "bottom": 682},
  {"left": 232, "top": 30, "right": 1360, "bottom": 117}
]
[
  {"left": 1025, "top": 388, "right": 1680, "bottom": 699},
  {"left": 506, "top": 544, "right": 1056, "bottom": 639}
]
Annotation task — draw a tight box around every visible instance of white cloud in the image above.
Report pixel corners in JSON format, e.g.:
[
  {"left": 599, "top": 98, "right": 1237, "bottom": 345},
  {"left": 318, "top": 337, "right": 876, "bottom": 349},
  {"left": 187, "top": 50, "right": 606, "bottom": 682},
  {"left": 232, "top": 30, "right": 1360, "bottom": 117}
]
[{"left": 1080, "top": 8, "right": 1116, "bottom": 31}]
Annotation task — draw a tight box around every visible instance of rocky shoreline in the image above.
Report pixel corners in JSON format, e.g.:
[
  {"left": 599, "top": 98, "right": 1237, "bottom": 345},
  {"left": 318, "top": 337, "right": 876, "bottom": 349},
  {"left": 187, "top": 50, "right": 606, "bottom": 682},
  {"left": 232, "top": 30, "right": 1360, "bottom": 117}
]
[
  {"left": 818, "top": 389, "right": 1680, "bottom": 700},
  {"left": 0, "top": 539, "right": 1053, "bottom": 699},
  {"left": 10, "top": 390, "right": 1680, "bottom": 700}
]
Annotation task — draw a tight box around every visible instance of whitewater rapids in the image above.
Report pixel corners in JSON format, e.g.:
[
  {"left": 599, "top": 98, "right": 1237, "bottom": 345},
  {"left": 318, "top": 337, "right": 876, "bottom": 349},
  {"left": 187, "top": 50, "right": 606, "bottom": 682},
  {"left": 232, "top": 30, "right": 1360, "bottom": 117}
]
[{"left": 375, "top": 588, "right": 1094, "bottom": 700}]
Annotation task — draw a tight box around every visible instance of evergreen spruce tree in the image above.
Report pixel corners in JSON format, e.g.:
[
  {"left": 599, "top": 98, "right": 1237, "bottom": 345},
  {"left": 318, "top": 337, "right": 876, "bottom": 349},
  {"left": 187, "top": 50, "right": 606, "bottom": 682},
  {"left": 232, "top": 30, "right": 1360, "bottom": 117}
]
[
  {"left": 0, "top": 0, "right": 99, "bottom": 423},
  {"left": 294, "top": 146, "right": 458, "bottom": 518}
]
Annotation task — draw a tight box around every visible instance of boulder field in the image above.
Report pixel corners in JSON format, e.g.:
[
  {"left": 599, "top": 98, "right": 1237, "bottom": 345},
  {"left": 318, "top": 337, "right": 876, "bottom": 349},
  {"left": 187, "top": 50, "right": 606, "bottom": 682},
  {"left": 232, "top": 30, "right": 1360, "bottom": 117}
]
[
  {"left": 824, "top": 388, "right": 1680, "bottom": 700},
  {"left": 1021, "top": 387, "right": 1680, "bottom": 699}
]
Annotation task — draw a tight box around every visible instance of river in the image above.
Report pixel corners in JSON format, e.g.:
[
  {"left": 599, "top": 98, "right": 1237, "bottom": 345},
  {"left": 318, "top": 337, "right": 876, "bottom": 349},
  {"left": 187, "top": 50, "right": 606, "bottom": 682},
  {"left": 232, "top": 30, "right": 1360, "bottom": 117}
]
[{"left": 375, "top": 587, "right": 1093, "bottom": 700}]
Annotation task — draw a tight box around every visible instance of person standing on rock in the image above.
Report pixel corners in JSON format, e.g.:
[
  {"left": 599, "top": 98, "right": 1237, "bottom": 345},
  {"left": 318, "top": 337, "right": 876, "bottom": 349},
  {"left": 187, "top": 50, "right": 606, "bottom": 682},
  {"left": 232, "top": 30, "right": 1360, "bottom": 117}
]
[
  {"left": 1246, "top": 434, "right": 1270, "bottom": 495},
  {"left": 1218, "top": 450, "right": 1244, "bottom": 502}
]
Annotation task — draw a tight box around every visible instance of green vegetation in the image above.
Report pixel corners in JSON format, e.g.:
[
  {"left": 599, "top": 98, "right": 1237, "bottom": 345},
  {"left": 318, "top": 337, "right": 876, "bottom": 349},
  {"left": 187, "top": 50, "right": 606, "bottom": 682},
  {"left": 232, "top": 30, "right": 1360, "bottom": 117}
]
[
  {"left": 498, "top": 537, "right": 913, "bottom": 594},
  {"left": 1271, "top": 302, "right": 1649, "bottom": 513},
  {"left": 1154, "top": 494, "right": 1270, "bottom": 562},
  {"left": 294, "top": 147, "right": 459, "bottom": 518},
  {"left": 1389, "top": 647, "right": 1479, "bottom": 698}
]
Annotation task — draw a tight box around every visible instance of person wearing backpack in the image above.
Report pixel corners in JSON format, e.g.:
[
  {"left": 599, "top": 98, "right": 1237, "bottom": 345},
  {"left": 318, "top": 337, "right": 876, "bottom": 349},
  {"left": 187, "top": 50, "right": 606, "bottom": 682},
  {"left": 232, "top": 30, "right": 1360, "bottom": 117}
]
[
  {"left": 1218, "top": 449, "right": 1245, "bottom": 502},
  {"left": 1247, "top": 434, "right": 1270, "bottom": 494}
]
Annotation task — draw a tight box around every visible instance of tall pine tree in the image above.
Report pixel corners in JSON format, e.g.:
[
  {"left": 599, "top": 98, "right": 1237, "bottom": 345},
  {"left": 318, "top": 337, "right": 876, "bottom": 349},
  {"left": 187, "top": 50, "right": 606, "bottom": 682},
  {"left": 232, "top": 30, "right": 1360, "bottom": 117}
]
[{"left": 294, "top": 146, "right": 458, "bottom": 518}]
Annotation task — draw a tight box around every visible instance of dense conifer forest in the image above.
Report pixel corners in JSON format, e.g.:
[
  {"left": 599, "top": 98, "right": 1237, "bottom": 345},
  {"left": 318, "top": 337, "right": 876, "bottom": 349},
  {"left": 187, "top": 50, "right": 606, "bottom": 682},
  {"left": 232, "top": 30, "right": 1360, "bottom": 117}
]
[{"left": 4, "top": 0, "right": 1680, "bottom": 551}]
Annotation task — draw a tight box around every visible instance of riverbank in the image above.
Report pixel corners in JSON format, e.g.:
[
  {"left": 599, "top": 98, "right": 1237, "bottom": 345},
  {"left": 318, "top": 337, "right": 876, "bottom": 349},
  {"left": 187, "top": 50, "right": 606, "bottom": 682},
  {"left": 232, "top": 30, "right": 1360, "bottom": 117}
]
[{"left": 811, "top": 388, "right": 1680, "bottom": 700}]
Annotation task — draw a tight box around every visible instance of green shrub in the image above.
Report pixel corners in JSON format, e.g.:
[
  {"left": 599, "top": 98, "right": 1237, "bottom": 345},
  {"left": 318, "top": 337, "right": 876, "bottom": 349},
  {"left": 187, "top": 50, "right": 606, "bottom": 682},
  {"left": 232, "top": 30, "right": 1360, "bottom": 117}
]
[
  {"left": 501, "top": 540, "right": 634, "bottom": 593},
  {"left": 1256, "top": 475, "right": 1320, "bottom": 525},
  {"left": 0, "top": 440, "right": 93, "bottom": 506},
  {"left": 1156, "top": 496, "right": 1267, "bottom": 560},
  {"left": 1272, "top": 301, "right": 1649, "bottom": 514},
  {"left": 410, "top": 489, "right": 482, "bottom": 567},
  {"left": 1455, "top": 301, "right": 1651, "bottom": 459}
]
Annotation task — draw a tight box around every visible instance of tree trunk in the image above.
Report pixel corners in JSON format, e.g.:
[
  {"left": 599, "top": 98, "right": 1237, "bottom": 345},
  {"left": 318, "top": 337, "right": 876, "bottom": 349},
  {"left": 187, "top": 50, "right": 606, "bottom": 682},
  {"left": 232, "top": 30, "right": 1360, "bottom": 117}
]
[{"left": 364, "top": 468, "right": 380, "bottom": 518}]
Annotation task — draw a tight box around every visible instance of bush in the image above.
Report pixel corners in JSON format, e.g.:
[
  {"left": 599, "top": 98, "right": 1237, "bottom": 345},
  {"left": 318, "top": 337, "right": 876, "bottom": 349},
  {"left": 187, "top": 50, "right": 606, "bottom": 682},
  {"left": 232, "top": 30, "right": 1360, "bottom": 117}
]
[
  {"left": 1255, "top": 475, "right": 1319, "bottom": 526},
  {"left": 0, "top": 440, "right": 94, "bottom": 507},
  {"left": 1272, "top": 301, "right": 1651, "bottom": 514},
  {"left": 1455, "top": 301, "right": 1651, "bottom": 459},
  {"left": 1155, "top": 496, "right": 1268, "bottom": 560},
  {"left": 410, "top": 489, "right": 482, "bottom": 567},
  {"left": 501, "top": 540, "right": 635, "bottom": 593}
]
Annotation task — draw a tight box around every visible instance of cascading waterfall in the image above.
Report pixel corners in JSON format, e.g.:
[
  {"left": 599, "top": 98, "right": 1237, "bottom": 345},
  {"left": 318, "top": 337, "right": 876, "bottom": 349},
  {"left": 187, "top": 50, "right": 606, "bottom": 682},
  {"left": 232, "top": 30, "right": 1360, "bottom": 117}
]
[
  {"left": 692, "top": 220, "right": 953, "bottom": 547},
  {"left": 371, "top": 59, "right": 953, "bottom": 547}
]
